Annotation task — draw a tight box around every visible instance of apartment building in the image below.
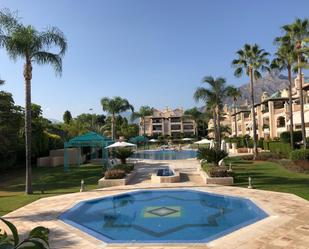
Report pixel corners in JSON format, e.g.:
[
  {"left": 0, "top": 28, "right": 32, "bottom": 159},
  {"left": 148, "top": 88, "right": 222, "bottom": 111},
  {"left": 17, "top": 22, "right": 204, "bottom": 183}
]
[
  {"left": 228, "top": 74, "right": 309, "bottom": 139},
  {"left": 139, "top": 107, "right": 196, "bottom": 137}
]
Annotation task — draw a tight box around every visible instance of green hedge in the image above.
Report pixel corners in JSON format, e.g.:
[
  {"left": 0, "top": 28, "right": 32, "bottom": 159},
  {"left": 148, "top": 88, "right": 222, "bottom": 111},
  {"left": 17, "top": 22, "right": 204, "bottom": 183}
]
[
  {"left": 290, "top": 149, "right": 309, "bottom": 160},
  {"left": 267, "top": 141, "right": 291, "bottom": 158},
  {"left": 280, "top": 131, "right": 303, "bottom": 144}
]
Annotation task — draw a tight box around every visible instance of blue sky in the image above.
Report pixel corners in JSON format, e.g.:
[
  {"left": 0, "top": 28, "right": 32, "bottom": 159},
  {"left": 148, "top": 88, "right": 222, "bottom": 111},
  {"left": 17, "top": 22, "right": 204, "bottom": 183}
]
[{"left": 1, "top": 0, "right": 309, "bottom": 120}]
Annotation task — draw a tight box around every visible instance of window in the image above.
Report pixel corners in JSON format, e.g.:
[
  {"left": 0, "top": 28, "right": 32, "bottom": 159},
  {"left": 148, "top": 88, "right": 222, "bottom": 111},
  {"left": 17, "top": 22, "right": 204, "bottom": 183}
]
[
  {"left": 277, "top": 116, "right": 285, "bottom": 127},
  {"left": 171, "top": 124, "right": 181, "bottom": 130}
]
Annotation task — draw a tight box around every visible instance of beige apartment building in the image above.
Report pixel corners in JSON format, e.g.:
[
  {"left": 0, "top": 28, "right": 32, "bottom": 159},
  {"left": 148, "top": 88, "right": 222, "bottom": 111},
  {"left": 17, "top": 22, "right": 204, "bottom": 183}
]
[
  {"left": 208, "top": 74, "right": 309, "bottom": 139},
  {"left": 139, "top": 107, "right": 196, "bottom": 137},
  {"left": 230, "top": 75, "right": 309, "bottom": 139}
]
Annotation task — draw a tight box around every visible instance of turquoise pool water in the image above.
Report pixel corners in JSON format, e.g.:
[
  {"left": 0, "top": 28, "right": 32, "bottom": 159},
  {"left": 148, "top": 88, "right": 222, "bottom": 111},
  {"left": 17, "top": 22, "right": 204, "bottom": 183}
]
[
  {"left": 60, "top": 189, "right": 268, "bottom": 243},
  {"left": 131, "top": 149, "right": 197, "bottom": 160}
]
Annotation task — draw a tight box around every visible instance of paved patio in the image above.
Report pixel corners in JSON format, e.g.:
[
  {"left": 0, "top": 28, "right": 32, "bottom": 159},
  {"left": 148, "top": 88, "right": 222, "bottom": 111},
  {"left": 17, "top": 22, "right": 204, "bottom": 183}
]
[{"left": 2, "top": 182, "right": 309, "bottom": 249}]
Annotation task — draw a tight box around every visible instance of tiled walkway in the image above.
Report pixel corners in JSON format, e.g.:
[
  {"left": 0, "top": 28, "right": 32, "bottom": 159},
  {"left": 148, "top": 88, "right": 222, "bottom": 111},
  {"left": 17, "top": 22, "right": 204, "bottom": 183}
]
[{"left": 2, "top": 183, "right": 309, "bottom": 249}]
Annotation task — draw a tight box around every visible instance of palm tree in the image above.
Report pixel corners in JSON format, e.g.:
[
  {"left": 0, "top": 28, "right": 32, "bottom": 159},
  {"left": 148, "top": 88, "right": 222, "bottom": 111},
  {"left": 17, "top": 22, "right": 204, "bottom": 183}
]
[
  {"left": 271, "top": 39, "right": 296, "bottom": 149},
  {"left": 194, "top": 76, "right": 231, "bottom": 148},
  {"left": 131, "top": 106, "right": 154, "bottom": 136},
  {"left": 100, "top": 97, "right": 134, "bottom": 140},
  {"left": 232, "top": 44, "right": 270, "bottom": 158},
  {"left": 282, "top": 18, "right": 309, "bottom": 148},
  {"left": 226, "top": 86, "right": 242, "bottom": 137},
  {"left": 0, "top": 10, "right": 67, "bottom": 194},
  {"left": 184, "top": 107, "right": 202, "bottom": 139}
]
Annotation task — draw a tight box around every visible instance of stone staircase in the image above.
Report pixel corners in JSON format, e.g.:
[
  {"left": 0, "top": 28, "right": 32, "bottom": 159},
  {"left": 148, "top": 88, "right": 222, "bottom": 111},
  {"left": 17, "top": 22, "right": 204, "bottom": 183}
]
[{"left": 179, "top": 171, "right": 204, "bottom": 184}]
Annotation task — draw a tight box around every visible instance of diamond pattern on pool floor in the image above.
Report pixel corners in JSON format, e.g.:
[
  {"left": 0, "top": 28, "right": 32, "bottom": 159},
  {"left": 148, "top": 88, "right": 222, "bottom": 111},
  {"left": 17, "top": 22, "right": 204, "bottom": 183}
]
[{"left": 144, "top": 206, "right": 180, "bottom": 217}]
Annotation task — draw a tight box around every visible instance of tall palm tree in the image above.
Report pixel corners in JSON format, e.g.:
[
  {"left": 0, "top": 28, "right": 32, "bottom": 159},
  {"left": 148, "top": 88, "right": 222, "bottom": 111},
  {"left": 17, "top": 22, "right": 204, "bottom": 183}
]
[
  {"left": 226, "top": 86, "right": 242, "bottom": 137},
  {"left": 194, "top": 76, "right": 231, "bottom": 148},
  {"left": 101, "top": 97, "right": 134, "bottom": 140},
  {"left": 271, "top": 39, "right": 296, "bottom": 149},
  {"left": 282, "top": 18, "right": 309, "bottom": 148},
  {"left": 184, "top": 107, "right": 202, "bottom": 139},
  {"left": 0, "top": 10, "right": 67, "bottom": 194},
  {"left": 232, "top": 44, "right": 270, "bottom": 158},
  {"left": 131, "top": 105, "right": 154, "bottom": 136}
]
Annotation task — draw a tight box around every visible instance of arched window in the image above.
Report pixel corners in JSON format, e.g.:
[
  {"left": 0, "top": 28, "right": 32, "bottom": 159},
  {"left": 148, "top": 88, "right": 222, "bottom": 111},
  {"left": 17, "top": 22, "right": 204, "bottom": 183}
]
[{"left": 277, "top": 116, "right": 285, "bottom": 128}]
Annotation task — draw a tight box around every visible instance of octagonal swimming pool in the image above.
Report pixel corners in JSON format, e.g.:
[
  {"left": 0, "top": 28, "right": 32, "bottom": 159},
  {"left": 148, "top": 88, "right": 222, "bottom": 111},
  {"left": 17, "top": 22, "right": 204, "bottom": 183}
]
[
  {"left": 60, "top": 190, "right": 268, "bottom": 243},
  {"left": 131, "top": 149, "right": 197, "bottom": 160}
]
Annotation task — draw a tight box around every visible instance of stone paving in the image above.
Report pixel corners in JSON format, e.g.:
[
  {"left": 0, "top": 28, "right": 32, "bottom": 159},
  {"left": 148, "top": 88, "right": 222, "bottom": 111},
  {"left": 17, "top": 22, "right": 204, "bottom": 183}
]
[{"left": 2, "top": 182, "right": 309, "bottom": 249}]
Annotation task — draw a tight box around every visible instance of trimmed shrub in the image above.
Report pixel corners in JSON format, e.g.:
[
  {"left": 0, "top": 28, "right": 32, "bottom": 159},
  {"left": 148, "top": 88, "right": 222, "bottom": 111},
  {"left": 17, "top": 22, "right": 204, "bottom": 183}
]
[
  {"left": 197, "top": 148, "right": 228, "bottom": 166},
  {"left": 104, "top": 169, "right": 126, "bottom": 179},
  {"left": 280, "top": 131, "right": 302, "bottom": 144},
  {"left": 290, "top": 149, "right": 309, "bottom": 161},
  {"left": 113, "top": 163, "right": 134, "bottom": 173},
  {"left": 268, "top": 141, "right": 291, "bottom": 158},
  {"left": 255, "top": 152, "right": 282, "bottom": 160},
  {"left": 202, "top": 163, "right": 230, "bottom": 177},
  {"left": 257, "top": 138, "right": 264, "bottom": 149}
]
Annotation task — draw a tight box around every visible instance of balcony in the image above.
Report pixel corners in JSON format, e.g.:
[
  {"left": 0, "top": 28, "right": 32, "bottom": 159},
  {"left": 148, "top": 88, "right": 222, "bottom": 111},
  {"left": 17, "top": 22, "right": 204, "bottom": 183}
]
[
  {"left": 170, "top": 117, "right": 181, "bottom": 123},
  {"left": 171, "top": 124, "right": 181, "bottom": 131}
]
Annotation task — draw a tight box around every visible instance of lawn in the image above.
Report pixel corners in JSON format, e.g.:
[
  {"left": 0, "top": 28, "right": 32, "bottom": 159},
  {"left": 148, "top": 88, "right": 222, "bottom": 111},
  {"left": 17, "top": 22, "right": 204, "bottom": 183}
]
[
  {"left": 1, "top": 159, "right": 309, "bottom": 216},
  {"left": 0, "top": 164, "right": 103, "bottom": 216},
  {"left": 228, "top": 158, "right": 309, "bottom": 200}
]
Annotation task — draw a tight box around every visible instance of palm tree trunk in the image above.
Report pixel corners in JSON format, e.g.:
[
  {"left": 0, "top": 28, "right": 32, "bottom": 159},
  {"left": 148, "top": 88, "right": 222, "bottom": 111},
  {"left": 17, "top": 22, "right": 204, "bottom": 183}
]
[
  {"left": 249, "top": 68, "right": 258, "bottom": 158},
  {"left": 143, "top": 117, "right": 146, "bottom": 136},
  {"left": 234, "top": 100, "right": 237, "bottom": 137},
  {"left": 111, "top": 113, "right": 115, "bottom": 140},
  {"left": 298, "top": 55, "right": 307, "bottom": 149},
  {"left": 143, "top": 117, "right": 146, "bottom": 149},
  {"left": 216, "top": 107, "right": 221, "bottom": 149},
  {"left": 287, "top": 65, "right": 294, "bottom": 149},
  {"left": 212, "top": 110, "right": 217, "bottom": 148},
  {"left": 195, "top": 119, "right": 199, "bottom": 139},
  {"left": 24, "top": 57, "right": 33, "bottom": 194}
]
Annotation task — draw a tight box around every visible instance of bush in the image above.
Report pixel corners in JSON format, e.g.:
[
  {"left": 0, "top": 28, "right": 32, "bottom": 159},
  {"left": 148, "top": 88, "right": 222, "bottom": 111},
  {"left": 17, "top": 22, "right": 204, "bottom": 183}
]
[
  {"left": 113, "top": 163, "right": 134, "bottom": 173},
  {"left": 104, "top": 169, "right": 126, "bottom": 179},
  {"left": 268, "top": 141, "right": 291, "bottom": 158},
  {"left": 290, "top": 149, "right": 309, "bottom": 161},
  {"left": 280, "top": 131, "right": 303, "bottom": 144},
  {"left": 255, "top": 152, "right": 282, "bottom": 160},
  {"left": 114, "top": 147, "right": 134, "bottom": 164},
  {"left": 202, "top": 163, "right": 230, "bottom": 177},
  {"left": 257, "top": 138, "right": 264, "bottom": 149},
  {"left": 197, "top": 148, "right": 228, "bottom": 166}
]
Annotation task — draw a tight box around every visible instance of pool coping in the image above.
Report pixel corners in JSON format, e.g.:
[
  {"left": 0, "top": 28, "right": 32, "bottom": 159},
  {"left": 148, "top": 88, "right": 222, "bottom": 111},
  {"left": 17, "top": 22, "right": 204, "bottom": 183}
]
[
  {"left": 58, "top": 189, "right": 269, "bottom": 244},
  {"left": 2, "top": 184, "right": 309, "bottom": 249}
]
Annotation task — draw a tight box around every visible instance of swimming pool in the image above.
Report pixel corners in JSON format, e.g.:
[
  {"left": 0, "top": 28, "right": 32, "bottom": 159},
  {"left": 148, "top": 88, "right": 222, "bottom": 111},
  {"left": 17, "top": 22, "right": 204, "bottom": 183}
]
[
  {"left": 131, "top": 149, "right": 197, "bottom": 160},
  {"left": 60, "top": 189, "right": 268, "bottom": 243}
]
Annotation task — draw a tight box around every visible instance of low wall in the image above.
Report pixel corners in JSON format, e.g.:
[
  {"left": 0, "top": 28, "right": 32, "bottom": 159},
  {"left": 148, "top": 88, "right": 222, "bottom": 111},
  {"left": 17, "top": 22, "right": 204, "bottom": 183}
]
[
  {"left": 50, "top": 156, "right": 64, "bottom": 167},
  {"left": 37, "top": 157, "right": 50, "bottom": 167},
  {"left": 37, "top": 148, "right": 84, "bottom": 167},
  {"left": 98, "top": 170, "right": 137, "bottom": 188},
  {"left": 151, "top": 171, "right": 180, "bottom": 184},
  {"left": 199, "top": 169, "right": 234, "bottom": 185}
]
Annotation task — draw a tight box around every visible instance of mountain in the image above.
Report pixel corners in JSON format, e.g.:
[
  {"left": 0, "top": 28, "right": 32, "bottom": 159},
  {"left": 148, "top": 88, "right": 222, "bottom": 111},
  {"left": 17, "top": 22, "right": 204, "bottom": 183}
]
[{"left": 229, "top": 71, "right": 290, "bottom": 106}]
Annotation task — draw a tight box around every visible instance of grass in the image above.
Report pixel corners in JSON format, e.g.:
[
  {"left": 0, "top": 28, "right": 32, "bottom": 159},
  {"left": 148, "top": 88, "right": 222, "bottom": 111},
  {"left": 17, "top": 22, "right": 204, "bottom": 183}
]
[
  {"left": 227, "top": 157, "right": 309, "bottom": 200},
  {"left": 0, "top": 164, "right": 103, "bottom": 216},
  {"left": 1, "top": 158, "right": 309, "bottom": 216}
]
